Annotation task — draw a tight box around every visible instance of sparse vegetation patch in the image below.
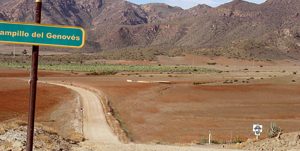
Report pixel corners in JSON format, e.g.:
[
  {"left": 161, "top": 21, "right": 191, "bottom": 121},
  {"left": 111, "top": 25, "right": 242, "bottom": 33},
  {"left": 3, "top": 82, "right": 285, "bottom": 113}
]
[
  {"left": 268, "top": 122, "right": 282, "bottom": 138},
  {"left": 0, "top": 62, "right": 219, "bottom": 74}
]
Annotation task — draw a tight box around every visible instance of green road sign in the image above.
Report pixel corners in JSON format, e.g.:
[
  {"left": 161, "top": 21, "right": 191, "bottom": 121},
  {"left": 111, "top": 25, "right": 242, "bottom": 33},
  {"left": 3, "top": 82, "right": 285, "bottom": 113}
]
[{"left": 0, "top": 21, "right": 85, "bottom": 48}]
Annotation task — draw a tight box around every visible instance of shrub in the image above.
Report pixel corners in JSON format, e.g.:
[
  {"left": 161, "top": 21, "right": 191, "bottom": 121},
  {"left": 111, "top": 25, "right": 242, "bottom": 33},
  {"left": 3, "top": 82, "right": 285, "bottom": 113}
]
[
  {"left": 211, "top": 140, "right": 220, "bottom": 144},
  {"left": 198, "top": 138, "right": 208, "bottom": 145},
  {"left": 193, "top": 82, "right": 207, "bottom": 85},
  {"left": 198, "top": 138, "right": 220, "bottom": 145},
  {"left": 232, "top": 136, "right": 243, "bottom": 144},
  {"left": 86, "top": 71, "right": 118, "bottom": 76},
  {"left": 268, "top": 122, "right": 282, "bottom": 138},
  {"left": 207, "top": 62, "right": 217, "bottom": 65}
]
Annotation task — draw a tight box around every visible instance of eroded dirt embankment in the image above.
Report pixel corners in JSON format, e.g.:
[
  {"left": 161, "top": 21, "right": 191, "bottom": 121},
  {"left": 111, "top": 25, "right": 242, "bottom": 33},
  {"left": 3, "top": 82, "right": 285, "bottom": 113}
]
[
  {"left": 241, "top": 132, "right": 300, "bottom": 150},
  {"left": 0, "top": 79, "right": 84, "bottom": 150},
  {"left": 0, "top": 78, "right": 75, "bottom": 122}
]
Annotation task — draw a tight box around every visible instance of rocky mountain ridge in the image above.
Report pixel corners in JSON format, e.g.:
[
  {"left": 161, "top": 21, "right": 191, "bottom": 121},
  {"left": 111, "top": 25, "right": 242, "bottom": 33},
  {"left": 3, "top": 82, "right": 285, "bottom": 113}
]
[{"left": 0, "top": 0, "right": 299, "bottom": 60}]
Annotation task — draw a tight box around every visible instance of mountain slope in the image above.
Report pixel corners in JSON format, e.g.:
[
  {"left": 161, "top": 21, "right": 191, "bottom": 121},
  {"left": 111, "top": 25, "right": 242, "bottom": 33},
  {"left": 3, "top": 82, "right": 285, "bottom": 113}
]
[{"left": 0, "top": 0, "right": 299, "bottom": 60}]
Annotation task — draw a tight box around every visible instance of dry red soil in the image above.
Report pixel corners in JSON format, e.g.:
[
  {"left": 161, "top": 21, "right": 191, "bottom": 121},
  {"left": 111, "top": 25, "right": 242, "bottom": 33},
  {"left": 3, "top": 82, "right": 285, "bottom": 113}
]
[
  {"left": 0, "top": 78, "right": 75, "bottom": 122},
  {"left": 2, "top": 67, "right": 300, "bottom": 144},
  {"left": 45, "top": 76, "right": 300, "bottom": 144}
]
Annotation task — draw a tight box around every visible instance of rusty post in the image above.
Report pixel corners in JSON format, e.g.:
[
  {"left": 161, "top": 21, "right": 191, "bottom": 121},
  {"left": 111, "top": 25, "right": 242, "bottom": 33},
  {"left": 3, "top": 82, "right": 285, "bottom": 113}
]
[{"left": 26, "top": 0, "right": 42, "bottom": 151}]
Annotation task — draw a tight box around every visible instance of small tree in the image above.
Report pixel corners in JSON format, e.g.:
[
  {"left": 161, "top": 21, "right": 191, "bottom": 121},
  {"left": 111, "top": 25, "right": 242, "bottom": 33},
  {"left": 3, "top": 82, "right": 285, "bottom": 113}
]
[{"left": 268, "top": 122, "right": 282, "bottom": 138}]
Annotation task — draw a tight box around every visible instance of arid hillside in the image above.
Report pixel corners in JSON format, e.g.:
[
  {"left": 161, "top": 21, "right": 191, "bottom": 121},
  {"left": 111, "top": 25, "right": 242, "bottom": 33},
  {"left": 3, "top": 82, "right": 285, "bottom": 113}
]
[{"left": 0, "top": 0, "right": 299, "bottom": 60}]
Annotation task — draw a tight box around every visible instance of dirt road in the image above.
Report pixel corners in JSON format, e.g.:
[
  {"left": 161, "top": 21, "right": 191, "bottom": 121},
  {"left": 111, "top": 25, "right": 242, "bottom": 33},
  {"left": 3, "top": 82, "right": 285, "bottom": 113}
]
[
  {"left": 48, "top": 82, "right": 242, "bottom": 151},
  {"left": 49, "top": 82, "right": 120, "bottom": 144}
]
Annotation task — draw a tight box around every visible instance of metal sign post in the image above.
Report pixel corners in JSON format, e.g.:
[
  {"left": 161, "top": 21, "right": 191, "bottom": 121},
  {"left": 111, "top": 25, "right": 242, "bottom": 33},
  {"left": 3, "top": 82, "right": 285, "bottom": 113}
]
[
  {"left": 26, "top": 0, "right": 42, "bottom": 151},
  {"left": 0, "top": 1, "right": 85, "bottom": 150}
]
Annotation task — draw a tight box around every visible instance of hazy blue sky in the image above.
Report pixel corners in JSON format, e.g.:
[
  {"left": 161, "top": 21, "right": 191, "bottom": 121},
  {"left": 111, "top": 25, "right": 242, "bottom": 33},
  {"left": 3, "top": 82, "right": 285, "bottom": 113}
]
[{"left": 127, "top": 0, "right": 266, "bottom": 9}]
